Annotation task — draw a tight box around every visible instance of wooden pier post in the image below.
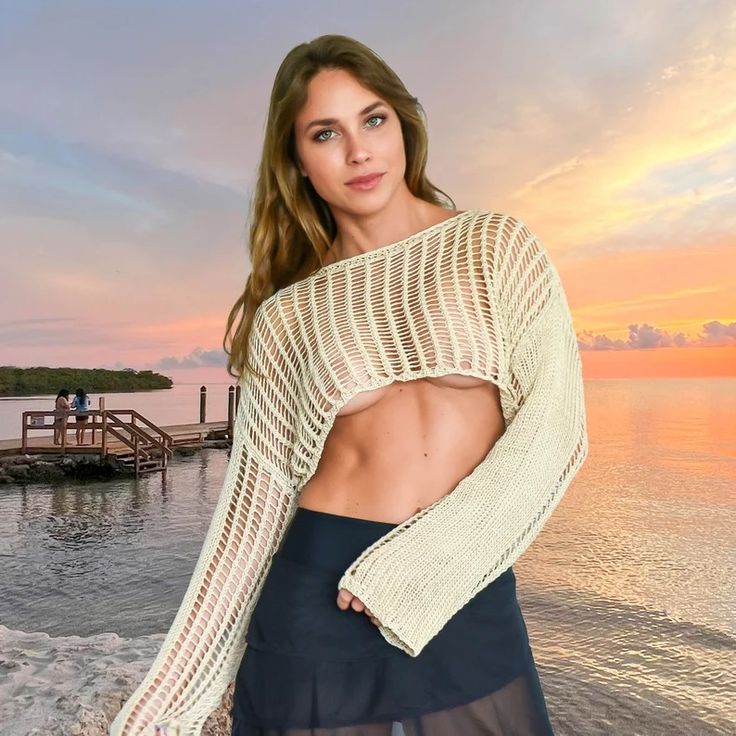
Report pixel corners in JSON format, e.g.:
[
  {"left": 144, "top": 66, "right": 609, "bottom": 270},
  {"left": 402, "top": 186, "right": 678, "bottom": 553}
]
[
  {"left": 100, "top": 396, "right": 107, "bottom": 454},
  {"left": 199, "top": 385, "right": 207, "bottom": 424}
]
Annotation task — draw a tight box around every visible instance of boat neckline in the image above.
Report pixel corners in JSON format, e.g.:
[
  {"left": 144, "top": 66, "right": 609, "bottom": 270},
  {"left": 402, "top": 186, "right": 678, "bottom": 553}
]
[{"left": 307, "top": 208, "right": 479, "bottom": 280}]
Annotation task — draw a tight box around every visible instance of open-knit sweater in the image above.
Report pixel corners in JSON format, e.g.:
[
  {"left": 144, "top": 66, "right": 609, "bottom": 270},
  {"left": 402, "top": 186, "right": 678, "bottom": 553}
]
[{"left": 110, "top": 208, "right": 589, "bottom": 735}]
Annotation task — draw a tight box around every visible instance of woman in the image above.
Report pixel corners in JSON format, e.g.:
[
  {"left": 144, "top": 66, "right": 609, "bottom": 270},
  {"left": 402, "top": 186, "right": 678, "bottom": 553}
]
[
  {"left": 52, "top": 388, "right": 71, "bottom": 445},
  {"left": 70, "top": 387, "right": 91, "bottom": 445},
  {"left": 111, "top": 34, "right": 588, "bottom": 736}
]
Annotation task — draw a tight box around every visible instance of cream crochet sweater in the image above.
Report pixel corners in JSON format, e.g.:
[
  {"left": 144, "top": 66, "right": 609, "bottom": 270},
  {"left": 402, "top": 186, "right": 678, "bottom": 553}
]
[{"left": 110, "top": 208, "right": 589, "bottom": 735}]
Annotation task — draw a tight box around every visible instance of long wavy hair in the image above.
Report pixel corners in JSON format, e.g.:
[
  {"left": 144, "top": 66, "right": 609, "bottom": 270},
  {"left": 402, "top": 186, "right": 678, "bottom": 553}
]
[{"left": 223, "top": 33, "right": 455, "bottom": 382}]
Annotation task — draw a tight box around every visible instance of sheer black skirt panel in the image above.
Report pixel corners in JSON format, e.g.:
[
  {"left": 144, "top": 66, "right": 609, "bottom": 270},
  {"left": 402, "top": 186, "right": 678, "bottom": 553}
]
[{"left": 231, "top": 507, "right": 553, "bottom": 735}]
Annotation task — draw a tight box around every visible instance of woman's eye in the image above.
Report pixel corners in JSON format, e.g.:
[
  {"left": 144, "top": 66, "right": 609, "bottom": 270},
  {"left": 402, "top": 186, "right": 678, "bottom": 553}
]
[
  {"left": 313, "top": 114, "right": 387, "bottom": 143},
  {"left": 366, "top": 114, "right": 386, "bottom": 127}
]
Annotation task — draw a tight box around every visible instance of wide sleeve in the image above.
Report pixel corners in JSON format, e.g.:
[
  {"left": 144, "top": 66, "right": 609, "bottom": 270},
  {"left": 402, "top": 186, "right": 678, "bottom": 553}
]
[
  {"left": 109, "top": 306, "right": 298, "bottom": 736},
  {"left": 336, "top": 215, "right": 589, "bottom": 658}
]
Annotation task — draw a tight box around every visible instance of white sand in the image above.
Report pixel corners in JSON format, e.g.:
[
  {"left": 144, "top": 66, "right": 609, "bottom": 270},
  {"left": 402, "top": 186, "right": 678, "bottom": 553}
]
[{"left": 0, "top": 624, "right": 232, "bottom": 735}]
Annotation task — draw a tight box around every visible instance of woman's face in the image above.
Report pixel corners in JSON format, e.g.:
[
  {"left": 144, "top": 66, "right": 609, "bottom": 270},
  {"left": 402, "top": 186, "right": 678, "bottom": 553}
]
[{"left": 293, "top": 67, "right": 406, "bottom": 217}]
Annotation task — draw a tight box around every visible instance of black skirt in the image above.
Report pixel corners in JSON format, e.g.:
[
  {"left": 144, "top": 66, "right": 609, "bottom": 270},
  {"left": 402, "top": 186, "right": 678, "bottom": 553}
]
[{"left": 232, "top": 506, "right": 554, "bottom": 735}]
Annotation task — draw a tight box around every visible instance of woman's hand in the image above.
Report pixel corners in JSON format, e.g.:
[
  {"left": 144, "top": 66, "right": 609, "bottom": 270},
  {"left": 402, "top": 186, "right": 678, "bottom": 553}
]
[{"left": 336, "top": 588, "right": 381, "bottom": 627}]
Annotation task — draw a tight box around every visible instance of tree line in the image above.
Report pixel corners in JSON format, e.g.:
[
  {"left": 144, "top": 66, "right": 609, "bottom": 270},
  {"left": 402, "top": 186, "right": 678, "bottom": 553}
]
[{"left": 0, "top": 366, "right": 173, "bottom": 397}]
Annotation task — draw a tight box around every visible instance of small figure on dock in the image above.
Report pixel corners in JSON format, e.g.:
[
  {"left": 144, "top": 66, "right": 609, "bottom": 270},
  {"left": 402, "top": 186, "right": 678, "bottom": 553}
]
[
  {"left": 53, "top": 389, "right": 71, "bottom": 445},
  {"left": 70, "top": 387, "right": 92, "bottom": 445}
]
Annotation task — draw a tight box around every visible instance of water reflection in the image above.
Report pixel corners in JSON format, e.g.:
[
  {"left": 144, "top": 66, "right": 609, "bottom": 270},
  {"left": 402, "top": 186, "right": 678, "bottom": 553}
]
[{"left": 2, "top": 448, "right": 231, "bottom": 637}]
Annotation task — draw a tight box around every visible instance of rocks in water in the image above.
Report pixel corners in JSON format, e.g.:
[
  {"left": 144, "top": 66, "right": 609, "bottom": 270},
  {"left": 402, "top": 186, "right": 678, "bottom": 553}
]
[
  {"left": 0, "top": 439, "right": 233, "bottom": 485},
  {"left": 0, "top": 454, "right": 113, "bottom": 484}
]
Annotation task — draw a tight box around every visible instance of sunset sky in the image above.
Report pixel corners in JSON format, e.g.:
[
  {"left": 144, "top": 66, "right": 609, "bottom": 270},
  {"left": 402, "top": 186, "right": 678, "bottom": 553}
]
[{"left": 1, "top": 1, "right": 734, "bottom": 383}]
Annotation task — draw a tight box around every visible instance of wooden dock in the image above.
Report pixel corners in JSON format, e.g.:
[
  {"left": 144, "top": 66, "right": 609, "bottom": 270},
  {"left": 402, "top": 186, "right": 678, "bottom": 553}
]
[
  {"left": 5, "top": 409, "right": 234, "bottom": 478},
  {"left": 0, "top": 420, "right": 230, "bottom": 453},
  {"left": 3, "top": 386, "right": 242, "bottom": 478}
]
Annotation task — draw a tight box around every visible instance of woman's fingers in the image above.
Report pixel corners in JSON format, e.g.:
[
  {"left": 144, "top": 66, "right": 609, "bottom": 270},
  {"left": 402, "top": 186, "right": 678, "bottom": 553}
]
[
  {"left": 336, "top": 589, "right": 365, "bottom": 613},
  {"left": 336, "top": 588, "right": 353, "bottom": 610},
  {"left": 336, "top": 589, "right": 381, "bottom": 625}
]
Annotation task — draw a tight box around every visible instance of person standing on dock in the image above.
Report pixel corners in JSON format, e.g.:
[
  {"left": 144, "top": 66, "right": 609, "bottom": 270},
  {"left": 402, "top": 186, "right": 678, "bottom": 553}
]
[
  {"left": 70, "top": 387, "right": 92, "bottom": 445},
  {"left": 52, "top": 389, "right": 71, "bottom": 445}
]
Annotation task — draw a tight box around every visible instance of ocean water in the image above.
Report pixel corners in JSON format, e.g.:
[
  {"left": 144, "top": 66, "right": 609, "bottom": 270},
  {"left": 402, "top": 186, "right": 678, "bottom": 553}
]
[{"left": 0, "top": 378, "right": 734, "bottom": 733}]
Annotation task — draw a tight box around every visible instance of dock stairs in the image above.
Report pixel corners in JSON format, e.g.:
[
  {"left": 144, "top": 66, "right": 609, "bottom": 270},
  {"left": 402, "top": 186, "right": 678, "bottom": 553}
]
[{"left": 18, "top": 407, "right": 232, "bottom": 479}]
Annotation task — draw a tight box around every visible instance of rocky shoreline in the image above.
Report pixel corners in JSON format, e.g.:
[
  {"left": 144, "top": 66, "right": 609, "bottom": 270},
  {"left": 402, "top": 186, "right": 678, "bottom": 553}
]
[{"left": 0, "top": 440, "right": 231, "bottom": 485}]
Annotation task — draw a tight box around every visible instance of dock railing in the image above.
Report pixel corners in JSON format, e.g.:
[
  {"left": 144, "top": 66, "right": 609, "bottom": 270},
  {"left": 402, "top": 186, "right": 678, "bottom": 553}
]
[{"left": 21, "top": 408, "right": 174, "bottom": 476}]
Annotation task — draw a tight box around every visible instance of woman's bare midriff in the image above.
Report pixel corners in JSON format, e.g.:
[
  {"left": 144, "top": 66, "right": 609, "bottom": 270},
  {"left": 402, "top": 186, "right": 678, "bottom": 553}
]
[{"left": 297, "top": 375, "right": 507, "bottom": 525}]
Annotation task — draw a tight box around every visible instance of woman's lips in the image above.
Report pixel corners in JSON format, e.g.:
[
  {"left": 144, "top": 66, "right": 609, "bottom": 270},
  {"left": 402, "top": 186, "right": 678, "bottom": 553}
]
[{"left": 346, "top": 173, "right": 385, "bottom": 191}]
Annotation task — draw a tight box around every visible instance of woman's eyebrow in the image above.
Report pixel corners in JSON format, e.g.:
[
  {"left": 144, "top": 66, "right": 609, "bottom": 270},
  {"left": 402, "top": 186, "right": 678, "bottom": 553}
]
[{"left": 304, "top": 101, "right": 385, "bottom": 132}]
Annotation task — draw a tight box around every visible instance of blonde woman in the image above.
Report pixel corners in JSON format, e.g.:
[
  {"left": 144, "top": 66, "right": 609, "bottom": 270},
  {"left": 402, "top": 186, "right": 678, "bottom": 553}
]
[{"left": 112, "top": 34, "right": 588, "bottom": 736}]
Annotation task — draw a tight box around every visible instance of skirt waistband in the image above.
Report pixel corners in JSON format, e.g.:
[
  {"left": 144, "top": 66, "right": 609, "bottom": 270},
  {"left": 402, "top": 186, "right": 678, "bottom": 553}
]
[{"left": 277, "top": 506, "right": 400, "bottom": 573}]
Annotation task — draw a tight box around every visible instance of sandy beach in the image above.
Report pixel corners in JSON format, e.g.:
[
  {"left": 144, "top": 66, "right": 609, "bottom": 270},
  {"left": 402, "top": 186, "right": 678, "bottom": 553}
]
[{"left": 0, "top": 624, "right": 234, "bottom": 735}]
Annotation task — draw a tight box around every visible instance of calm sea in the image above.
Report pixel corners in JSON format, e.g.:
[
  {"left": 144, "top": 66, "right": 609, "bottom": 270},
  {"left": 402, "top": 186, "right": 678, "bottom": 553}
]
[{"left": 1, "top": 378, "right": 734, "bottom": 733}]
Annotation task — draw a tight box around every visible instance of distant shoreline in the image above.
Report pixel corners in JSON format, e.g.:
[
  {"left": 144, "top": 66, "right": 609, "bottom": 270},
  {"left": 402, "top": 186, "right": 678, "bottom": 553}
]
[
  {"left": 0, "top": 365, "right": 174, "bottom": 397},
  {"left": 0, "top": 387, "right": 175, "bottom": 398}
]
